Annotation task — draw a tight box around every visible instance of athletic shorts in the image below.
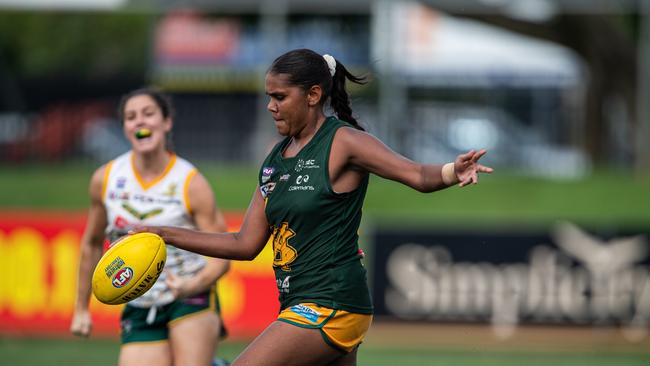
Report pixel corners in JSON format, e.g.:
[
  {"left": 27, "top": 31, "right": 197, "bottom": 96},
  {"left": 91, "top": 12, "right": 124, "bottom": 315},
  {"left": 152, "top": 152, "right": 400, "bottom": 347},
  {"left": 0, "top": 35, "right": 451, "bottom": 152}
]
[
  {"left": 120, "top": 289, "right": 226, "bottom": 344},
  {"left": 277, "top": 303, "right": 373, "bottom": 353}
]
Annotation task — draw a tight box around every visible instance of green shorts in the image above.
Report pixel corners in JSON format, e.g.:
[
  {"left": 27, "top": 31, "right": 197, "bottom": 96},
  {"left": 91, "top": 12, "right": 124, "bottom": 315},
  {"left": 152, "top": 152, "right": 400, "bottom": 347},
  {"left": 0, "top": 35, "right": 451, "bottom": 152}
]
[{"left": 120, "top": 288, "right": 226, "bottom": 344}]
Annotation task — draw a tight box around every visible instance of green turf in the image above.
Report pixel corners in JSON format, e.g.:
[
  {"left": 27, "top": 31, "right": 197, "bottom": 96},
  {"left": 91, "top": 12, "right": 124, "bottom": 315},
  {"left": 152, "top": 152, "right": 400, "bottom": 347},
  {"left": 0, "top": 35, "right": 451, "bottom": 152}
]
[
  {"left": 1, "top": 338, "right": 648, "bottom": 366},
  {"left": 1, "top": 162, "right": 649, "bottom": 229}
]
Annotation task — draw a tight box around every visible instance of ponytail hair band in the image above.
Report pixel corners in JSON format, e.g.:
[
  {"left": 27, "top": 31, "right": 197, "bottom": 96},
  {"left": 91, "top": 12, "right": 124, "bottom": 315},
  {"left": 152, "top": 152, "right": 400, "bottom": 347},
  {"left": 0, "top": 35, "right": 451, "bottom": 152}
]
[{"left": 323, "top": 54, "right": 336, "bottom": 77}]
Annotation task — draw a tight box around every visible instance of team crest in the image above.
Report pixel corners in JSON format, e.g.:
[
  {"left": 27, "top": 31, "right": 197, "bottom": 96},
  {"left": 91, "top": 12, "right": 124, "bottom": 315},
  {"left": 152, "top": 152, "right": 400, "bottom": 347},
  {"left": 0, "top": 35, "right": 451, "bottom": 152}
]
[
  {"left": 271, "top": 222, "right": 297, "bottom": 271},
  {"left": 162, "top": 183, "right": 177, "bottom": 197},
  {"left": 294, "top": 159, "right": 304, "bottom": 172}
]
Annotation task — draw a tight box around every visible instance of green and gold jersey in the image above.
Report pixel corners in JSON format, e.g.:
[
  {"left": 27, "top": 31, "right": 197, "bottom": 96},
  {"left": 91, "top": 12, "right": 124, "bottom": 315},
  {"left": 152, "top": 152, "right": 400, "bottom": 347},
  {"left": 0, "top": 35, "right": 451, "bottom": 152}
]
[{"left": 259, "top": 117, "right": 373, "bottom": 314}]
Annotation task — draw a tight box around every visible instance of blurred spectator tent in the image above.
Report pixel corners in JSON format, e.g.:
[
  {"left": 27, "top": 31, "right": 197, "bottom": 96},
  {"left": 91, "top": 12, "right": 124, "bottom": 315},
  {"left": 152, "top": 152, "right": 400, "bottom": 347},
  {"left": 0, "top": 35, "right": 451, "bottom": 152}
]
[{"left": 0, "top": 0, "right": 647, "bottom": 177}]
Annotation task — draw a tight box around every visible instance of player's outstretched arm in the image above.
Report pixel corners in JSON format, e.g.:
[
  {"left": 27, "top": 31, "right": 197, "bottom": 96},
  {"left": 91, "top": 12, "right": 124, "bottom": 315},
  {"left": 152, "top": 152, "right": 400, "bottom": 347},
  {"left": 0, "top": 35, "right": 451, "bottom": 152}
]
[
  {"left": 134, "top": 187, "right": 270, "bottom": 261},
  {"left": 334, "top": 127, "right": 493, "bottom": 192}
]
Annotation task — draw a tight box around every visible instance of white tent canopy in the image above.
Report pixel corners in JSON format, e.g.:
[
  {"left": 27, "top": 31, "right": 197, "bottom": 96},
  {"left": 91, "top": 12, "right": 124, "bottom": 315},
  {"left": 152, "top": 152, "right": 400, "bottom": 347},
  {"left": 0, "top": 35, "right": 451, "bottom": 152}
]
[{"left": 376, "top": 1, "right": 584, "bottom": 88}]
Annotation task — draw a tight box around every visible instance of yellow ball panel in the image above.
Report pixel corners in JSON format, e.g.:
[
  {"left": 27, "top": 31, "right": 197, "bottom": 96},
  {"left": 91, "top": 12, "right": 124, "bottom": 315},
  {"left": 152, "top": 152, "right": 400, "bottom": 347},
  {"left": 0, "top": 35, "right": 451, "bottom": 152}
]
[{"left": 91, "top": 232, "right": 166, "bottom": 305}]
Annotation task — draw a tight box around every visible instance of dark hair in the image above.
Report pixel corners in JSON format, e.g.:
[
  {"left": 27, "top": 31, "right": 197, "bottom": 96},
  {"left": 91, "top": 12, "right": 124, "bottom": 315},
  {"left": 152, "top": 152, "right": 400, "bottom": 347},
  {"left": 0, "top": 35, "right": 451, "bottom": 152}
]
[
  {"left": 117, "top": 87, "right": 174, "bottom": 122},
  {"left": 268, "top": 49, "right": 367, "bottom": 131},
  {"left": 117, "top": 87, "right": 175, "bottom": 151}
]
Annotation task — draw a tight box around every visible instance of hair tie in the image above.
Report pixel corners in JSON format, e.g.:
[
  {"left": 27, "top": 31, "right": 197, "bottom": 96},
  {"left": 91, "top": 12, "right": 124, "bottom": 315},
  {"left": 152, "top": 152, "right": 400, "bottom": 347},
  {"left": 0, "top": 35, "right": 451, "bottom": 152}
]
[{"left": 323, "top": 54, "right": 336, "bottom": 77}]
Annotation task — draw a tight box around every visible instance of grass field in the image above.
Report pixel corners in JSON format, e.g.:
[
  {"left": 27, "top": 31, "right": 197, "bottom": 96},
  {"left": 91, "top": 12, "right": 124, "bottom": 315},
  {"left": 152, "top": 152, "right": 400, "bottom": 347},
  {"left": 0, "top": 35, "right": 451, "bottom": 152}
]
[
  {"left": 1, "top": 161, "right": 649, "bottom": 228},
  {"left": 2, "top": 324, "right": 650, "bottom": 366}
]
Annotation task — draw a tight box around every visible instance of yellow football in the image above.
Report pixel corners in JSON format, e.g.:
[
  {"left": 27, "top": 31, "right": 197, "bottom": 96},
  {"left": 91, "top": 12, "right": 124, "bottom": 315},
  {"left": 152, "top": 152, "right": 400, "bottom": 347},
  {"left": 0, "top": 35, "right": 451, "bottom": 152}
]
[{"left": 92, "top": 232, "right": 167, "bottom": 305}]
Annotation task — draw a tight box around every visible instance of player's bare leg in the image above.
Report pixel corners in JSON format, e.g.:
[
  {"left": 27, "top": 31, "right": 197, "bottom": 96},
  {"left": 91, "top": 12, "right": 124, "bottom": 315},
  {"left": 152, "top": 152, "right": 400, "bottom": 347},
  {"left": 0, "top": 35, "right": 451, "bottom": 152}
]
[
  {"left": 232, "top": 321, "right": 350, "bottom": 366},
  {"left": 169, "top": 310, "right": 222, "bottom": 366},
  {"left": 119, "top": 342, "right": 172, "bottom": 366}
]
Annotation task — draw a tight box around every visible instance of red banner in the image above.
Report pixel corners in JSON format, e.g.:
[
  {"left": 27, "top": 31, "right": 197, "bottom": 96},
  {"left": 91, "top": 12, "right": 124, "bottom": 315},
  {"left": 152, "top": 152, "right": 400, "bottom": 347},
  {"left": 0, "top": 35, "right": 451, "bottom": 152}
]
[{"left": 0, "top": 211, "right": 278, "bottom": 339}]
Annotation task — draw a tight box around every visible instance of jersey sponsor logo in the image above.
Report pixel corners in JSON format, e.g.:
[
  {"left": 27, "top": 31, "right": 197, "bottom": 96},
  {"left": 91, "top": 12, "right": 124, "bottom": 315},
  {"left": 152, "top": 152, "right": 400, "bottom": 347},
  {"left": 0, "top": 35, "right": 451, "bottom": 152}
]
[
  {"left": 121, "top": 203, "right": 164, "bottom": 220},
  {"left": 280, "top": 174, "right": 291, "bottom": 181},
  {"left": 296, "top": 174, "right": 309, "bottom": 184},
  {"left": 108, "top": 191, "right": 130, "bottom": 201},
  {"left": 290, "top": 304, "right": 321, "bottom": 323},
  {"left": 288, "top": 174, "right": 315, "bottom": 191},
  {"left": 277, "top": 276, "right": 291, "bottom": 294},
  {"left": 112, "top": 267, "right": 134, "bottom": 288},
  {"left": 272, "top": 222, "right": 297, "bottom": 272},
  {"left": 132, "top": 193, "right": 181, "bottom": 205},
  {"left": 110, "top": 191, "right": 181, "bottom": 205}
]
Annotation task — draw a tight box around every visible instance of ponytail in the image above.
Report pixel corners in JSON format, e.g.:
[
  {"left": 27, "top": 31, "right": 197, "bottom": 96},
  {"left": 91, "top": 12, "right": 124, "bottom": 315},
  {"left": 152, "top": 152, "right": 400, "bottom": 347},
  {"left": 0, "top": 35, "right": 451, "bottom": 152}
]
[{"left": 329, "top": 59, "right": 367, "bottom": 131}]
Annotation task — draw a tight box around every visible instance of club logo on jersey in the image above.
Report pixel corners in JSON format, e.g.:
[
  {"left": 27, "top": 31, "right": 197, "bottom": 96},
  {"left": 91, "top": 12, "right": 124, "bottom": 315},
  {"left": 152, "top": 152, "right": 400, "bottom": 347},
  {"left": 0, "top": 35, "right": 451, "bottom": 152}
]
[
  {"left": 303, "top": 159, "right": 320, "bottom": 170},
  {"left": 271, "top": 222, "right": 297, "bottom": 272},
  {"left": 117, "top": 177, "right": 127, "bottom": 189},
  {"left": 112, "top": 267, "right": 134, "bottom": 288},
  {"left": 121, "top": 203, "right": 164, "bottom": 220},
  {"left": 294, "top": 159, "right": 305, "bottom": 172},
  {"left": 162, "top": 183, "right": 177, "bottom": 197}
]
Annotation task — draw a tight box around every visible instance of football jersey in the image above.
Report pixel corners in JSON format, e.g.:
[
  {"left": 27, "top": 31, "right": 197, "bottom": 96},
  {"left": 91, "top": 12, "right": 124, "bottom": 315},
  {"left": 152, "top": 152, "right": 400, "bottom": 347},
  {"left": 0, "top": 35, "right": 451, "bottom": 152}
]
[
  {"left": 103, "top": 151, "right": 206, "bottom": 308},
  {"left": 259, "top": 117, "right": 373, "bottom": 314}
]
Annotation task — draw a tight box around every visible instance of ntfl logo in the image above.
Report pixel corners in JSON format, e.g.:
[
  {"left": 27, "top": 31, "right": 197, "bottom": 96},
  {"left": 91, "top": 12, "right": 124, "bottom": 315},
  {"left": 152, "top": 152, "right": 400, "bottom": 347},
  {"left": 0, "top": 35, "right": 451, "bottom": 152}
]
[{"left": 112, "top": 267, "right": 134, "bottom": 288}]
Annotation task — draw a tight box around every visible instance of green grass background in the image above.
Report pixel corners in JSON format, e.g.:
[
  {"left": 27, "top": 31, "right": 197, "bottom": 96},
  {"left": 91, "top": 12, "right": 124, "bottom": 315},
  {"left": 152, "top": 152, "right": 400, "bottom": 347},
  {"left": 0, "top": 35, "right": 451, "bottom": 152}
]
[
  {"left": 1, "top": 162, "right": 649, "bottom": 365},
  {"left": 2, "top": 161, "right": 649, "bottom": 228},
  {"left": 1, "top": 337, "right": 649, "bottom": 366}
]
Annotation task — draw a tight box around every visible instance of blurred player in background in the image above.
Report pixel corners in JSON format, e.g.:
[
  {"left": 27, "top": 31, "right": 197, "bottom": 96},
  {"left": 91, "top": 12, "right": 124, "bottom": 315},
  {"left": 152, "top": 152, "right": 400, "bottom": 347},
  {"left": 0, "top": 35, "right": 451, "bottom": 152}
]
[
  {"left": 135, "top": 49, "right": 492, "bottom": 366},
  {"left": 71, "top": 87, "right": 230, "bottom": 366}
]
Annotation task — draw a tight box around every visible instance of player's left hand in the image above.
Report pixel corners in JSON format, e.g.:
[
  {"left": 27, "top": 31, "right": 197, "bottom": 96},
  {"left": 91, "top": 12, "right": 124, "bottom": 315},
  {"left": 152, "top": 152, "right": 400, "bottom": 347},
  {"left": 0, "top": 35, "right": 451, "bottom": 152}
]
[{"left": 454, "top": 149, "right": 493, "bottom": 187}]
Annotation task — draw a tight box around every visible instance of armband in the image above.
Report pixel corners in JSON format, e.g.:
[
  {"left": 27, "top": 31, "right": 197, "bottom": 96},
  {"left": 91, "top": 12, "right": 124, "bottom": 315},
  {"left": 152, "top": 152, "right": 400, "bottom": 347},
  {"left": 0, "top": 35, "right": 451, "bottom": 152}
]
[{"left": 441, "top": 162, "right": 459, "bottom": 186}]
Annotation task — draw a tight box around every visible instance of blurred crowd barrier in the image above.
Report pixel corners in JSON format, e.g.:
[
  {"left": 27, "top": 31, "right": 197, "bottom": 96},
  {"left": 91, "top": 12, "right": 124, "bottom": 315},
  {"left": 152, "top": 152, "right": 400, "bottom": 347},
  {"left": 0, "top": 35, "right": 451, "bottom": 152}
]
[{"left": 0, "top": 211, "right": 278, "bottom": 339}]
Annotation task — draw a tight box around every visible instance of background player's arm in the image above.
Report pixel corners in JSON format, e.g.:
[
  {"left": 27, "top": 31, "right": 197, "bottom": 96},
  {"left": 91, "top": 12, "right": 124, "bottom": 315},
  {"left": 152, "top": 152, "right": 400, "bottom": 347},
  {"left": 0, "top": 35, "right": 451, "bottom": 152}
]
[
  {"left": 333, "top": 127, "right": 492, "bottom": 192},
  {"left": 70, "top": 166, "right": 109, "bottom": 337},
  {"left": 165, "top": 171, "right": 230, "bottom": 299}
]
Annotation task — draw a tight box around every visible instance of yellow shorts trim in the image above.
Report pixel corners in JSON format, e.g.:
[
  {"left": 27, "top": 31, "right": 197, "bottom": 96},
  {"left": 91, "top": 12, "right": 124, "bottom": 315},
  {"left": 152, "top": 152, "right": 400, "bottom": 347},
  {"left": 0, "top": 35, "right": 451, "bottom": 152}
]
[{"left": 277, "top": 303, "right": 373, "bottom": 353}]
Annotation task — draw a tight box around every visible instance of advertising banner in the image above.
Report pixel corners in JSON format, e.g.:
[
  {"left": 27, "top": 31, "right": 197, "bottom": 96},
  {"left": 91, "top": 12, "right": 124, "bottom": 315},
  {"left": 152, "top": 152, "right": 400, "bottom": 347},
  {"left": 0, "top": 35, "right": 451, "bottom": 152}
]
[
  {"left": 372, "top": 222, "right": 650, "bottom": 339},
  {"left": 0, "top": 211, "right": 278, "bottom": 339}
]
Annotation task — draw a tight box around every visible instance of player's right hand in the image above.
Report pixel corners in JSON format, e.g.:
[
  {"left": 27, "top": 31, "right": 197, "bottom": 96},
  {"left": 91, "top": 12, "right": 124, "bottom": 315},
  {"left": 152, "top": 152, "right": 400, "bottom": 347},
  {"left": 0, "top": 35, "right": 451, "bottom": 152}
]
[{"left": 70, "top": 309, "right": 93, "bottom": 338}]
